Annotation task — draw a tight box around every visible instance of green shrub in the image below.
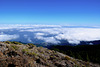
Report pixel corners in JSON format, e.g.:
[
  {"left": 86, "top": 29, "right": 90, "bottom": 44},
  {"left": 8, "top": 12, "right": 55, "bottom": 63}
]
[
  {"left": 4, "top": 41, "right": 11, "bottom": 44},
  {"left": 11, "top": 41, "right": 22, "bottom": 45},
  {"left": 26, "top": 52, "right": 31, "bottom": 55},
  {"left": 65, "top": 56, "right": 71, "bottom": 60},
  {"left": 28, "top": 43, "right": 35, "bottom": 46},
  {"left": 22, "top": 49, "right": 29, "bottom": 53},
  {"left": 31, "top": 52, "right": 37, "bottom": 56},
  {"left": 28, "top": 43, "right": 36, "bottom": 49},
  {"left": 22, "top": 49, "right": 37, "bottom": 56},
  {"left": 26, "top": 52, "right": 37, "bottom": 56},
  {"left": 11, "top": 45, "right": 19, "bottom": 50}
]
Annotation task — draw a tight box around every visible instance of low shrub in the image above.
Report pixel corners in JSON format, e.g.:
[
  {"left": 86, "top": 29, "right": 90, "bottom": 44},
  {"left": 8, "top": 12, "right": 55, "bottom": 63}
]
[
  {"left": 4, "top": 41, "right": 11, "bottom": 44},
  {"left": 28, "top": 43, "right": 36, "bottom": 49},
  {"left": 11, "top": 41, "right": 22, "bottom": 45},
  {"left": 11, "top": 45, "right": 19, "bottom": 50}
]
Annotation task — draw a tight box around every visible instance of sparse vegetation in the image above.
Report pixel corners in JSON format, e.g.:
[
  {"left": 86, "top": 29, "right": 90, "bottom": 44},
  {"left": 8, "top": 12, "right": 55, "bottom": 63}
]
[
  {"left": 11, "top": 45, "right": 19, "bottom": 50},
  {"left": 4, "top": 41, "right": 11, "bottom": 44},
  {"left": 31, "top": 52, "right": 38, "bottom": 56},
  {"left": 0, "top": 41, "right": 99, "bottom": 67},
  {"left": 4, "top": 41, "right": 22, "bottom": 45},
  {"left": 65, "top": 56, "right": 71, "bottom": 60},
  {"left": 11, "top": 41, "right": 22, "bottom": 45},
  {"left": 22, "top": 48, "right": 29, "bottom": 53},
  {"left": 28, "top": 43, "right": 36, "bottom": 49}
]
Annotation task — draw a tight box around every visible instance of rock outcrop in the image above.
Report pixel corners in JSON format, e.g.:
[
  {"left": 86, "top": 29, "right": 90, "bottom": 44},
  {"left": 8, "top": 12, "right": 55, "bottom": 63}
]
[{"left": 0, "top": 41, "right": 99, "bottom": 67}]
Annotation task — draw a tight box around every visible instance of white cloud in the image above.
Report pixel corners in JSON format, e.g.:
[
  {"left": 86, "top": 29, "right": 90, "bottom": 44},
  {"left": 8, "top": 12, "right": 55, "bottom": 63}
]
[
  {"left": 1, "top": 24, "right": 100, "bottom": 44},
  {"left": 55, "top": 28, "right": 100, "bottom": 44},
  {"left": 34, "top": 28, "right": 100, "bottom": 44},
  {"left": 35, "top": 33, "right": 45, "bottom": 36},
  {"left": 35, "top": 35, "right": 60, "bottom": 44},
  {"left": 0, "top": 34, "right": 19, "bottom": 41},
  {"left": 27, "top": 38, "right": 32, "bottom": 42}
]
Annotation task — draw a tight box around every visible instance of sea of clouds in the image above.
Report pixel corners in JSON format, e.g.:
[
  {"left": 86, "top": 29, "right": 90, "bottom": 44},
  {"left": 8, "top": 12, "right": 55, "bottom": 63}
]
[{"left": 0, "top": 24, "right": 100, "bottom": 45}]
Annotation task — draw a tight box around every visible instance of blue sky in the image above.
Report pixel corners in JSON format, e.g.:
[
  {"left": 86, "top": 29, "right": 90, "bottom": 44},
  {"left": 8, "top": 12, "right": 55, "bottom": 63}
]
[{"left": 0, "top": 0, "right": 100, "bottom": 25}]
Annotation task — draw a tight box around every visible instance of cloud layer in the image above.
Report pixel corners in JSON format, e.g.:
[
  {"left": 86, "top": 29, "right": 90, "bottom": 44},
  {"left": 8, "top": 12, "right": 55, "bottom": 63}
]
[
  {"left": 0, "top": 24, "right": 100, "bottom": 45},
  {"left": 0, "top": 34, "right": 19, "bottom": 41}
]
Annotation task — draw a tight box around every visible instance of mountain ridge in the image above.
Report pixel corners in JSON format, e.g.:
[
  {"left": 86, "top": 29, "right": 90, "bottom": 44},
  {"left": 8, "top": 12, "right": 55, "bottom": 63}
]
[{"left": 0, "top": 41, "right": 100, "bottom": 67}]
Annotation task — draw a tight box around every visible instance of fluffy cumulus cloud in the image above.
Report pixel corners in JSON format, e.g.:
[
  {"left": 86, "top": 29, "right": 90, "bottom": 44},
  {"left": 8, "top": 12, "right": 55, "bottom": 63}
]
[
  {"left": 55, "top": 28, "right": 100, "bottom": 44},
  {"left": 34, "top": 28, "right": 100, "bottom": 44},
  {"left": 0, "top": 24, "right": 100, "bottom": 44}
]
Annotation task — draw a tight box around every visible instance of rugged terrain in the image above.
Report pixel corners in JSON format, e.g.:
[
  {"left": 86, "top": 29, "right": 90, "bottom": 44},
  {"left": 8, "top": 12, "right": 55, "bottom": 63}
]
[{"left": 0, "top": 41, "right": 99, "bottom": 67}]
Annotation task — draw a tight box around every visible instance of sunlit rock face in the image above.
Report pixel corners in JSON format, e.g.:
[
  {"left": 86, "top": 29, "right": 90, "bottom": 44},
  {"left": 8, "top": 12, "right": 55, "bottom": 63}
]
[{"left": 0, "top": 24, "right": 100, "bottom": 46}]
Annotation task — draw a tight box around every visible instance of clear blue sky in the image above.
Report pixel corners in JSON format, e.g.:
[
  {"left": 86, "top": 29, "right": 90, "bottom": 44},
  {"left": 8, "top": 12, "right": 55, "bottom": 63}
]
[{"left": 0, "top": 0, "right": 100, "bottom": 25}]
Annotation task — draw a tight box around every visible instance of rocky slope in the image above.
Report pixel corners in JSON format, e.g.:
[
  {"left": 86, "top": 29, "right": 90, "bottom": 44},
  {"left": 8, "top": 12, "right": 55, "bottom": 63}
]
[{"left": 0, "top": 41, "right": 99, "bottom": 67}]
